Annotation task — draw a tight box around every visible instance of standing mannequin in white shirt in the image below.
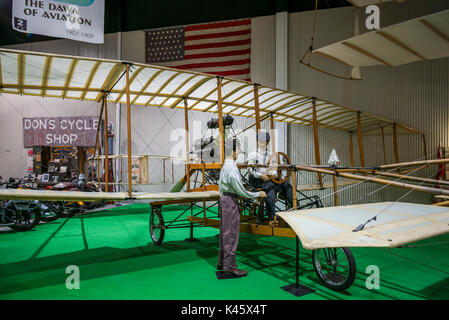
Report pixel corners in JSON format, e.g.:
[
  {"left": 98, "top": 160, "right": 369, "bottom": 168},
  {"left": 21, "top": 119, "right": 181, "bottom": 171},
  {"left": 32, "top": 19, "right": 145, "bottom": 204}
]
[
  {"left": 217, "top": 138, "right": 266, "bottom": 277},
  {"left": 248, "top": 132, "right": 293, "bottom": 220}
]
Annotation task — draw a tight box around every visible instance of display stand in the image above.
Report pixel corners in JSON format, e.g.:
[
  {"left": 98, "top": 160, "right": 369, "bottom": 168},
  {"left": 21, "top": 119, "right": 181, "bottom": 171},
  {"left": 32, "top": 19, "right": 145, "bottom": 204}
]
[
  {"left": 184, "top": 222, "right": 199, "bottom": 242},
  {"left": 281, "top": 236, "right": 315, "bottom": 297},
  {"left": 184, "top": 206, "right": 199, "bottom": 242}
]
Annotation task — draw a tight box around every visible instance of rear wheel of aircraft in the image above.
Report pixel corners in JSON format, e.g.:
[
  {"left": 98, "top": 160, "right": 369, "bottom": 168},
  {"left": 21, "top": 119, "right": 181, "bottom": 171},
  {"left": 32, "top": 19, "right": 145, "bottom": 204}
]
[
  {"left": 312, "top": 247, "right": 356, "bottom": 291},
  {"left": 149, "top": 207, "right": 165, "bottom": 245}
]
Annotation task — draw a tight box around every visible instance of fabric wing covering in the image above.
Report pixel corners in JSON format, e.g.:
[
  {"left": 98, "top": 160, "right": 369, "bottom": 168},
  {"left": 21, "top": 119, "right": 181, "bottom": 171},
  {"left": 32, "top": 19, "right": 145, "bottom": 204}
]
[
  {"left": 313, "top": 9, "right": 449, "bottom": 68},
  {"left": 277, "top": 202, "right": 449, "bottom": 249},
  {"left": 0, "top": 48, "right": 422, "bottom": 135},
  {"left": 0, "top": 189, "right": 219, "bottom": 202}
]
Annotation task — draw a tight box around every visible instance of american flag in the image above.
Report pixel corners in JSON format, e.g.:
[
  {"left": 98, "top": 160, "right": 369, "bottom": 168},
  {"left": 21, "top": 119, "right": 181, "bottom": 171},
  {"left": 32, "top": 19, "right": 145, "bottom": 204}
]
[{"left": 145, "top": 19, "right": 251, "bottom": 81}]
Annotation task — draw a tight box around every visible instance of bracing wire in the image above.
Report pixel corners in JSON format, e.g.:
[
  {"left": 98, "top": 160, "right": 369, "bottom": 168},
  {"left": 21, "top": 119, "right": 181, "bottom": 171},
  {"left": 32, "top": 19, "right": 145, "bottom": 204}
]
[{"left": 352, "top": 164, "right": 447, "bottom": 232}]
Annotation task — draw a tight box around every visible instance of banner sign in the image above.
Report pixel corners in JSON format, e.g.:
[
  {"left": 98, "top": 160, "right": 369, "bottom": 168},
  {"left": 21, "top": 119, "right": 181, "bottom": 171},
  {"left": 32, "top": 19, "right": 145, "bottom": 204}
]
[
  {"left": 23, "top": 116, "right": 112, "bottom": 147},
  {"left": 12, "top": 0, "right": 104, "bottom": 44}
]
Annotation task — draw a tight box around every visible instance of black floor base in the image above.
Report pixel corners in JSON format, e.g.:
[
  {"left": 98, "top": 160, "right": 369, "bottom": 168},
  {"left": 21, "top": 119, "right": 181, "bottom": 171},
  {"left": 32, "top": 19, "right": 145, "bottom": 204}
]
[
  {"left": 281, "top": 283, "right": 315, "bottom": 297},
  {"left": 184, "top": 237, "right": 199, "bottom": 242},
  {"left": 216, "top": 271, "right": 244, "bottom": 279}
]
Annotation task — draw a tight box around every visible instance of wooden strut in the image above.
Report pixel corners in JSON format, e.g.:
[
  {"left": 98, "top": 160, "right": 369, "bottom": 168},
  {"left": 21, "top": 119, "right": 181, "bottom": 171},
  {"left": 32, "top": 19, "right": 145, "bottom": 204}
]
[
  {"left": 379, "top": 159, "right": 449, "bottom": 170},
  {"left": 332, "top": 175, "right": 338, "bottom": 206},
  {"left": 312, "top": 98, "right": 323, "bottom": 187},
  {"left": 393, "top": 123, "right": 400, "bottom": 165},
  {"left": 125, "top": 64, "right": 132, "bottom": 198},
  {"left": 422, "top": 134, "right": 428, "bottom": 160},
  {"left": 291, "top": 171, "right": 298, "bottom": 210},
  {"left": 270, "top": 113, "right": 276, "bottom": 156},
  {"left": 217, "top": 77, "right": 225, "bottom": 164},
  {"left": 434, "top": 200, "right": 449, "bottom": 207},
  {"left": 357, "top": 111, "right": 365, "bottom": 167},
  {"left": 293, "top": 165, "right": 449, "bottom": 197},
  {"left": 254, "top": 83, "right": 261, "bottom": 133},
  {"left": 239, "top": 157, "right": 449, "bottom": 196},
  {"left": 202, "top": 163, "right": 207, "bottom": 223},
  {"left": 299, "top": 60, "right": 363, "bottom": 81},
  {"left": 184, "top": 97, "right": 190, "bottom": 192},
  {"left": 373, "top": 171, "right": 449, "bottom": 187},
  {"left": 103, "top": 93, "right": 109, "bottom": 192},
  {"left": 240, "top": 158, "right": 449, "bottom": 172},
  {"left": 93, "top": 97, "right": 105, "bottom": 184},
  {"left": 349, "top": 133, "right": 355, "bottom": 167}
]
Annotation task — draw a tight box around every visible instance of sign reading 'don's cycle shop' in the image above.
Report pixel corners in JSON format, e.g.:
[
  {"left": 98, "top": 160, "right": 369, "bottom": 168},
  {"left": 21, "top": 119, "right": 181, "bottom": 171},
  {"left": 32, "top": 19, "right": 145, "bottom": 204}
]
[
  {"left": 12, "top": 0, "right": 104, "bottom": 44},
  {"left": 23, "top": 116, "right": 104, "bottom": 147}
]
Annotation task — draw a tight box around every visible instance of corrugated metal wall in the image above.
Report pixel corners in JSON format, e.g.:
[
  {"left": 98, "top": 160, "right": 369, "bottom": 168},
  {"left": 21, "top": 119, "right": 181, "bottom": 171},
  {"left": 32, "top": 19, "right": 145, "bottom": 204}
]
[{"left": 287, "top": 0, "right": 449, "bottom": 206}]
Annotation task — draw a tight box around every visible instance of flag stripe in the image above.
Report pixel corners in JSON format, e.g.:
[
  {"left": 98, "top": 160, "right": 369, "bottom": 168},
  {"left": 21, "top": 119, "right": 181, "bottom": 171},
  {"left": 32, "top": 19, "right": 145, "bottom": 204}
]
[
  {"left": 185, "top": 19, "right": 251, "bottom": 32},
  {"left": 185, "top": 39, "right": 251, "bottom": 51},
  {"left": 183, "top": 49, "right": 251, "bottom": 60},
  {"left": 185, "top": 34, "right": 249, "bottom": 46},
  {"left": 182, "top": 44, "right": 250, "bottom": 56},
  {"left": 173, "top": 59, "right": 250, "bottom": 70},
  {"left": 208, "top": 68, "right": 251, "bottom": 76},
  {"left": 159, "top": 55, "right": 250, "bottom": 68},
  {"left": 185, "top": 24, "right": 250, "bottom": 37},
  {"left": 184, "top": 29, "right": 251, "bottom": 42},
  {"left": 184, "top": 65, "right": 250, "bottom": 75}
]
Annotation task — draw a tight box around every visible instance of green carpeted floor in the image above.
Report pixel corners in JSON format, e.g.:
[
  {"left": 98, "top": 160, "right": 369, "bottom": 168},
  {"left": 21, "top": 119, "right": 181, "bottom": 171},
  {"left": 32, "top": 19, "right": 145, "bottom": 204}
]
[{"left": 0, "top": 203, "right": 448, "bottom": 300}]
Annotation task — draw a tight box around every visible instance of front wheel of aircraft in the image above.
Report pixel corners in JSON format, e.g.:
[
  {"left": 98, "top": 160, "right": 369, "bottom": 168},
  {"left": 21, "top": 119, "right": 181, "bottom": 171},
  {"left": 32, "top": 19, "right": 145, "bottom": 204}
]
[
  {"left": 149, "top": 208, "right": 165, "bottom": 245},
  {"left": 5, "top": 201, "right": 42, "bottom": 231},
  {"left": 312, "top": 247, "right": 356, "bottom": 291}
]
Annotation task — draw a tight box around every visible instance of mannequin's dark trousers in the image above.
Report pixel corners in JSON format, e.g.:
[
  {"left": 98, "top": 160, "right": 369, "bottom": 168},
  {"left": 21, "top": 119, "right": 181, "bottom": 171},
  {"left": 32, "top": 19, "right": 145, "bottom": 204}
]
[
  {"left": 218, "top": 193, "right": 240, "bottom": 270},
  {"left": 250, "top": 177, "right": 293, "bottom": 220}
]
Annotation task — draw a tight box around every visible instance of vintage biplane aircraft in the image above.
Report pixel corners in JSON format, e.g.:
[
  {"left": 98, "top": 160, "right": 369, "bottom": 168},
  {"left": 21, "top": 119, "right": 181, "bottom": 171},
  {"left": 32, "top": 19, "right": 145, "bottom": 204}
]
[{"left": 0, "top": 48, "right": 448, "bottom": 293}]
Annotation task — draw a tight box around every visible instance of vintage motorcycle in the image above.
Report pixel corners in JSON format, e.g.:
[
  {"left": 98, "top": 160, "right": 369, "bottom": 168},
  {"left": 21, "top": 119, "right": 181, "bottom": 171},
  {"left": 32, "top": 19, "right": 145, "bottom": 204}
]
[
  {"left": 0, "top": 177, "right": 43, "bottom": 231},
  {"left": 44, "top": 174, "right": 104, "bottom": 216}
]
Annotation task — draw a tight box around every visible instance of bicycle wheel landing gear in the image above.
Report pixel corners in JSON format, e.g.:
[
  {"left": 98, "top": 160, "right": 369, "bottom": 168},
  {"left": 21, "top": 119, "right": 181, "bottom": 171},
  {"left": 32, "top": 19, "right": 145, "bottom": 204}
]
[
  {"left": 312, "top": 247, "right": 356, "bottom": 291},
  {"left": 149, "top": 206, "right": 165, "bottom": 245}
]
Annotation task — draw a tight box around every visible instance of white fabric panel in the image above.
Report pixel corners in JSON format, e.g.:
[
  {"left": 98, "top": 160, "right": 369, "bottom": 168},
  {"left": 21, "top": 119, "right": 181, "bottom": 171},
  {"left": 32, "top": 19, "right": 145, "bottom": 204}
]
[
  {"left": 278, "top": 202, "right": 449, "bottom": 249},
  {"left": 314, "top": 9, "right": 449, "bottom": 67}
]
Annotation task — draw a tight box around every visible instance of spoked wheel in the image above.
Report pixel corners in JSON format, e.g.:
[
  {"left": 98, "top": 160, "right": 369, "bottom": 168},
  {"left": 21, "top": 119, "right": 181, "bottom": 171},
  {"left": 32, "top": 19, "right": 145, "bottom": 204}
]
[
  {"left": 312, "top": 247, "right": 356, "bottom": 291},
  {"left": 5, "top": 201, "right": 41, "bottom": 231},
  {"left": 149, "top": 208, "right": 165, "bottom": 245}
]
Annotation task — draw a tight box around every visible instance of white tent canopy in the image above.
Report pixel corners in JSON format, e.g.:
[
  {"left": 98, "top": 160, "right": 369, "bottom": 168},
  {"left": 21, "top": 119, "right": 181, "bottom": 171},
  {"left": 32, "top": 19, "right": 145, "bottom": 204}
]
[
  {"left": 0, "top": 48, "right": 422, "bottom": 135},
  {"left": 277, "top": 202, "right": 449, "bottom": 249},
  {"left": 314, "top": 9, "right": 449, "bottom": 68}
]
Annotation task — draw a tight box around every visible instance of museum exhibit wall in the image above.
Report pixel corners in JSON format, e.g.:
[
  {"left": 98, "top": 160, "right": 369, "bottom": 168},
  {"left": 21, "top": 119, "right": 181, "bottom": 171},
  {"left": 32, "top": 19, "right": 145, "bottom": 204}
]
[{"left": 1, "top": 0, "right": 447, "bottom": 201}]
